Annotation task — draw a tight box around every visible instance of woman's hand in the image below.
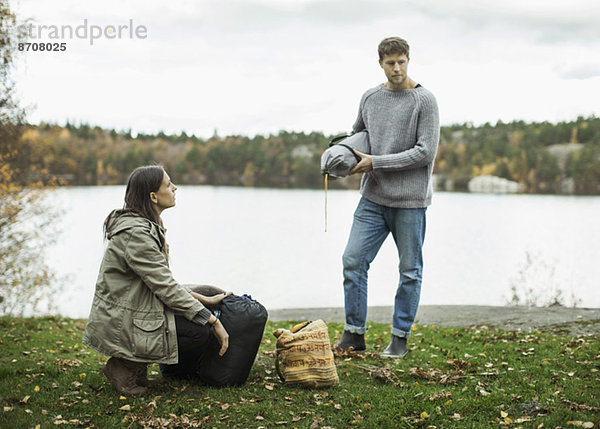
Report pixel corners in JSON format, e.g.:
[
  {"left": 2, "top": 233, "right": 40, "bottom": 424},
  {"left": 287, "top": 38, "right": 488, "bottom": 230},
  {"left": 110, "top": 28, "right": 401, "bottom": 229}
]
[
  {"left": 191, "top": 291, "right": 232, "bottom": 306},
  {"left": 211, "top": 318, "right": 229, "bottom": 356}
]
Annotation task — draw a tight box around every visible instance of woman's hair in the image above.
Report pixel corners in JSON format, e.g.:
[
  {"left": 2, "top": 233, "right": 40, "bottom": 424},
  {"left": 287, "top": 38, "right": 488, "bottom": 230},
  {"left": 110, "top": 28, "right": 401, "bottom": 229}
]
[
  {"left": 378, "top": 37, "right": 410, "bottom": 61},
  {"left": 103, "top": 165, "right": 165, "bottom": 238}
]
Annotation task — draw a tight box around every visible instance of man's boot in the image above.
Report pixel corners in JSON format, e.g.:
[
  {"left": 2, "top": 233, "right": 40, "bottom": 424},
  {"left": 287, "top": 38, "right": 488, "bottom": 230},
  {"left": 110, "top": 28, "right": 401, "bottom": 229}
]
[
  {"left": 102, "top": 357, "right": 148, "bottom": 396},
  {"left": 133, "top": 363, "right": 160, "bottom": 388},
  {"left": 380, "top": 335, "right": 408, "bottom": 358},
  {"left": 335, "top": 330, "right": 365, "bottom": 351}
]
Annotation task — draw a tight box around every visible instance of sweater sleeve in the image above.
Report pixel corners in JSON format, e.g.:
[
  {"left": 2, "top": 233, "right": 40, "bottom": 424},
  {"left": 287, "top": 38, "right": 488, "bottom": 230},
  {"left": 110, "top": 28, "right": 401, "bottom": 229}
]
[
  {"left": 352, "top": 94, "right": 367, "bottom": 134},
  {"left": 371, "top": 92, "right": 440, "bottom": 172},
  {"left": 124, "top": 227, "right": 212, "bottom": 324}
]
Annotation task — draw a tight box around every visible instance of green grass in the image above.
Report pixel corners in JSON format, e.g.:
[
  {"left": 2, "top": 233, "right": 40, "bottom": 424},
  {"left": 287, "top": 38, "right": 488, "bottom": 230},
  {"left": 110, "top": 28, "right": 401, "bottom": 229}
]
[{"left": 1, "top": 316, "right": 599, "bottom": 428}]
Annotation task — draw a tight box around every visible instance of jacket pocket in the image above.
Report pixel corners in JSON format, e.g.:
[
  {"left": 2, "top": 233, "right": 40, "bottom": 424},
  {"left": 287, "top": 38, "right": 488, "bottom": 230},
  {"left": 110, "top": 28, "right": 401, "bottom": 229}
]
[{"left": 132, "top": 318, "right": 165, "bottom": 359}]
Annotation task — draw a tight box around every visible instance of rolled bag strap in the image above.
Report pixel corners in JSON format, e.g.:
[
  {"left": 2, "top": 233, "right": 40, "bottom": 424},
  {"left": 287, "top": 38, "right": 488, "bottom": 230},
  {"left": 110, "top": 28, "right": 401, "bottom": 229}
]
[
  {"left": 328, "top": 134, "right": 362, "bottom": 163},
  {"left": 337, "top": 143, "right": 362, "bottom": 162},
  {"left": 328, "top": 134, "right": 349, "bottom": 146}
]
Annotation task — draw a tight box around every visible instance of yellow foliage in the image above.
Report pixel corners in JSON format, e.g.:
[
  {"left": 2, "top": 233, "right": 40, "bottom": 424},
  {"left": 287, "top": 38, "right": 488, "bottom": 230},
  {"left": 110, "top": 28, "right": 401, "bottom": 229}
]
[
  {"left": 58, "top": 128, "right": 71, "bottom": 141},
  {"left": 570, "top": 127, "right": 578, "bottom": 144},
  {"left": 472, "top": 163, "right": 496, "bottom": 176},
  {"left": 241, "top": 162, "right": 258, "bottom": 187},
  {"left": 480, "top": 163, "right": 496, "bottom": 176},
  {"left": 19, "top": 128, "right": 40, "bottom": 143}
]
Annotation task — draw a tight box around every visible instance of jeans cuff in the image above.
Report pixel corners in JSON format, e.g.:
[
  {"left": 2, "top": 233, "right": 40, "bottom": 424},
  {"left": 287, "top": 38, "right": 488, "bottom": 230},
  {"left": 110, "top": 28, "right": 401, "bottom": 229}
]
[
  {"left": 391, "top": 327, "right": 410, "bottom": 338},
  {"left": 345, "top": 323, "right": 367, "bottom": 335}
]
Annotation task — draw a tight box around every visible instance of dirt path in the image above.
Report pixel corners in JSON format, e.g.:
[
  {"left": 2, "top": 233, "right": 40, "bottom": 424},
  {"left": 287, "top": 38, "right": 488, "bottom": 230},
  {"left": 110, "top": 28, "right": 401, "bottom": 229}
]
[{"left": 268, "top": 305, "right": 600, "bottom": 336}]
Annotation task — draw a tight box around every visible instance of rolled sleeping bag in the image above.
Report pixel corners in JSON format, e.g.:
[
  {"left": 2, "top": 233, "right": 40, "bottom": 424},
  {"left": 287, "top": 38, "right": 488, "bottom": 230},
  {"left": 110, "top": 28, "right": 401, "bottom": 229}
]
[
  {"left": 160, "top": 285, "right": 268, "bottom": 387},
  {"left": 320, "top": 130, "right": 370, "bottom": 179},
  {"left": 196, "top": 293, "right": 268, "bottom": 386}
]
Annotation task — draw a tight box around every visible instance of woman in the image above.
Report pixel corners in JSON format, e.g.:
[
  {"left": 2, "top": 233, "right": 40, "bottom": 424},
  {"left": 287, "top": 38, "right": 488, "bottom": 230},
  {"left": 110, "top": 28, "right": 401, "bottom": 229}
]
[{"left": 83, "top": 165, "right": 229, "bottom": 396}]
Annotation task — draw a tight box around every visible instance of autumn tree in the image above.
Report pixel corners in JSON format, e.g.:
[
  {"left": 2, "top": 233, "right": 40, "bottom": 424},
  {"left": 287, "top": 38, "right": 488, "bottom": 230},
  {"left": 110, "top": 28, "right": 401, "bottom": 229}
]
[{"left": 0, "top": 2, "right": 61, "bottom": 315}]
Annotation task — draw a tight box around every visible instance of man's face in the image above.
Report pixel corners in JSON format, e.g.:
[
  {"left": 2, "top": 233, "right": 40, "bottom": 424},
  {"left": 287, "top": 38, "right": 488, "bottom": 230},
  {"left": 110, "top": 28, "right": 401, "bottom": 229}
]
[{"left": 379, "top": 53, "right": 410, "bottom": 89}]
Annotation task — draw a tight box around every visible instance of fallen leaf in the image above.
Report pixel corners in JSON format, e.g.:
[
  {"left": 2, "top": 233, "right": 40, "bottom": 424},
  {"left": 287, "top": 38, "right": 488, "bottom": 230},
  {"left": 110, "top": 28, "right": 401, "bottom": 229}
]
[
  {"left": 265, "top": 384, "right": 274, "bottom": 391},
  {"left": 562, "top": 400, "right": 600, "bottom": 413},
  {"left": 256, "top": 415, "right": 265, "bottom": 420},
  {"left": 420, "top": 411, "right": 429, "bottom": 419},
  {"left": 21, "top": 395, "right": 31, "bottom": 404},
  {"left": 427, "top": 391, "right": 452, "bottom": 401},
  {"left": 53, "top": 359, "right": 84, "bottom": 367},
  {"left": 119, "top": 405, "right": 131, "bottom": 411}
]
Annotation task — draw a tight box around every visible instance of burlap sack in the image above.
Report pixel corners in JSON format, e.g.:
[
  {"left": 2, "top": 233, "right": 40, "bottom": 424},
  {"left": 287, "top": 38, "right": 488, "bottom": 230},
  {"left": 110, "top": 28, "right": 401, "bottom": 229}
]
[{"left": 273, "top": 319, "right": 339, "bottom": 388}]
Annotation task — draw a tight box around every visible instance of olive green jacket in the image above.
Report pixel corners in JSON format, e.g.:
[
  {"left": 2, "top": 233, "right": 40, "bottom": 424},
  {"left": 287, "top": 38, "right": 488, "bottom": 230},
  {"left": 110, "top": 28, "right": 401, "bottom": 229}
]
[{"left": 82, "top": 214, "right": 211, "bottom": 364}]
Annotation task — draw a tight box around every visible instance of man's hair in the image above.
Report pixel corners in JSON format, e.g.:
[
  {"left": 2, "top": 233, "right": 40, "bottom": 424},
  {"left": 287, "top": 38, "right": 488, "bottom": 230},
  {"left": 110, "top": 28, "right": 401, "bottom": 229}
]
[{"left": 378, "top": 37, "right": 410, "bottom": 60}]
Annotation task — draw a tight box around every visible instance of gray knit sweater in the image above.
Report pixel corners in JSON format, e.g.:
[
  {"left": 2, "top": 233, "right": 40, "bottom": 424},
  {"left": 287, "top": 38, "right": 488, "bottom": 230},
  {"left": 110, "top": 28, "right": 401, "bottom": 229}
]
[{"left": 352, "top": 84, "right": 440, "bottom": 208}]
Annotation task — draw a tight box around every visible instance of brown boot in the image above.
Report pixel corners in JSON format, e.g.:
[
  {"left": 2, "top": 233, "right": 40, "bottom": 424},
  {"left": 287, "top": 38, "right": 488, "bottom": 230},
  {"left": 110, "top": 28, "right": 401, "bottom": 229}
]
[
  {"left": 133, "top": 363, "right": 160, "bottom": 388},
  {"left": 102, "top": 357, "right": 148, "bottom": 396}
]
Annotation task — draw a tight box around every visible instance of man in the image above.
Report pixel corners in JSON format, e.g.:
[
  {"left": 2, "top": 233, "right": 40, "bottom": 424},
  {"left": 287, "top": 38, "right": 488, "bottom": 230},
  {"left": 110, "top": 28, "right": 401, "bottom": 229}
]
[{"left": 336, "top": 37, "right": 440, "bottom": 357}]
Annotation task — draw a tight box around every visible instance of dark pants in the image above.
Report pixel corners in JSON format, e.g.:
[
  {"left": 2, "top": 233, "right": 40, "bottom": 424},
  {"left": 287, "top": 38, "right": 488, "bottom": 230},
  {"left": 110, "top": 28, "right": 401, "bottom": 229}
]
[
  {"left": 175, "top": 314, "right": 211, "bottom": 354},
  {"left": 159, "top": 315, "right": 212, "bottom": 379}
]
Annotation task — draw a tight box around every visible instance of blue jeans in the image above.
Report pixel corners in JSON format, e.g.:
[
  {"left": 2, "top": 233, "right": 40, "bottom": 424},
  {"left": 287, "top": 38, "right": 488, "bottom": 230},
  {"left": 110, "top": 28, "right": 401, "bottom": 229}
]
[{"left": 342, "top": 197, "right": 426, "bottom": 338}]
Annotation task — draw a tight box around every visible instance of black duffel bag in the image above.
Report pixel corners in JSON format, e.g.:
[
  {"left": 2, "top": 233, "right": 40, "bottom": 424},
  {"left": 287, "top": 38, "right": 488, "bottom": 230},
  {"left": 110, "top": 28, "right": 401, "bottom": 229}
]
[{"left": 160, "top": 285, "right": 268, "bottom": 387}]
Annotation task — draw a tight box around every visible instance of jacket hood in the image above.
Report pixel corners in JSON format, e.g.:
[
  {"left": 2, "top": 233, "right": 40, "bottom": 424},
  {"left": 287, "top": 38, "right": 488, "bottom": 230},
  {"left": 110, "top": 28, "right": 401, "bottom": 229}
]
[{"left": 107, "top": 214, "right": 160, "bottom": 240}]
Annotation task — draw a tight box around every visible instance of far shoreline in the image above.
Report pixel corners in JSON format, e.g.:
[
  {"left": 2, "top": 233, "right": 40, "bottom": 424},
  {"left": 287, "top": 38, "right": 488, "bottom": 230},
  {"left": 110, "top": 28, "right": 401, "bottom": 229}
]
[{"left": 267, "top": 305, "right": 600, "bottom": 335}]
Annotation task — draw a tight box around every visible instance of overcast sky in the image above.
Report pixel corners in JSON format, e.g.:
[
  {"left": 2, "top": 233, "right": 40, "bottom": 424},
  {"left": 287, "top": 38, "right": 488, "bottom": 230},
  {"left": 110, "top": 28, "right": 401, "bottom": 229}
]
[{"left": 11, "top": 0, "right": 600, "bottom": 138}]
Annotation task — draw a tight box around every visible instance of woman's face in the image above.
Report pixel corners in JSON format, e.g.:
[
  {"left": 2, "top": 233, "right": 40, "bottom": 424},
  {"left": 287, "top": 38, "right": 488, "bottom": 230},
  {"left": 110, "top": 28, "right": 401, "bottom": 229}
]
[{"left": 151, "top": 171, "right": 177, "bottom": 213}]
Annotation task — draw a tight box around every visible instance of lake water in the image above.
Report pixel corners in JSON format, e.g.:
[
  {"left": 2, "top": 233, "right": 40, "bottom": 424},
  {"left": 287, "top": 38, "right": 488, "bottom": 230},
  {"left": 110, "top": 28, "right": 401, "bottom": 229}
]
[{"left": 42, "top": 186, "right": 600, "bottom": 318}]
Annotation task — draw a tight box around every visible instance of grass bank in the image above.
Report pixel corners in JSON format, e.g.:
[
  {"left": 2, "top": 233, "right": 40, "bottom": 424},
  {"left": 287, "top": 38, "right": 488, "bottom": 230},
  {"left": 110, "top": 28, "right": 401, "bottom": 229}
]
[{"left": 1, "top": 316, "right": 599, "bottom": 428}]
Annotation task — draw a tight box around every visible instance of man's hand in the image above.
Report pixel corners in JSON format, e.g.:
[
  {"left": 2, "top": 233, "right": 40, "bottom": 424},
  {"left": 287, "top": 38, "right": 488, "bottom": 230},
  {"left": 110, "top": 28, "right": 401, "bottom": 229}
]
[{"left": 349, "top": 149, "right": 373, "bottom": 175}]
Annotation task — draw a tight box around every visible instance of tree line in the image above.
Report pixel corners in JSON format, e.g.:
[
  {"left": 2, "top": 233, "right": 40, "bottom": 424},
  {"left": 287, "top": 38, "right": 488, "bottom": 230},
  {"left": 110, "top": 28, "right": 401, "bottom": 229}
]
[{"left": 17, "top": 115, "right": 600, "bottom": 194}]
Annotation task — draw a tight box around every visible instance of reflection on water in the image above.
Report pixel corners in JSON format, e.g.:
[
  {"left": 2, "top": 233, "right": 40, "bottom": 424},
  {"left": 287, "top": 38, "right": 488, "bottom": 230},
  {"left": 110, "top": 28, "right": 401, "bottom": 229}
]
[{"left": 43, "top": 186, "right": 600, "bottom": 318}]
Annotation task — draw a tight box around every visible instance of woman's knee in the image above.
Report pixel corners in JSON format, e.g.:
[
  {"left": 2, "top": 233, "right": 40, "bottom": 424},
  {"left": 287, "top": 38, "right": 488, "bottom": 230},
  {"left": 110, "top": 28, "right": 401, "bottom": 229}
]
[{"left": 175, "top": 316, "right": 211, "bottom": 350}]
